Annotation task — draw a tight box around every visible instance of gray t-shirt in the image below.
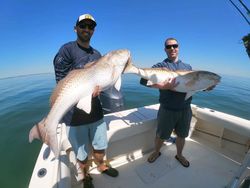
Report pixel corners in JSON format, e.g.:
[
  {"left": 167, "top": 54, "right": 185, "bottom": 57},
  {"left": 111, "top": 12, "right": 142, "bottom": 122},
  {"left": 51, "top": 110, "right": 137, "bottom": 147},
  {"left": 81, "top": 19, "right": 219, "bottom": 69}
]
[{"left": 53, "top": 41, "right": 103, "bottom": 125}]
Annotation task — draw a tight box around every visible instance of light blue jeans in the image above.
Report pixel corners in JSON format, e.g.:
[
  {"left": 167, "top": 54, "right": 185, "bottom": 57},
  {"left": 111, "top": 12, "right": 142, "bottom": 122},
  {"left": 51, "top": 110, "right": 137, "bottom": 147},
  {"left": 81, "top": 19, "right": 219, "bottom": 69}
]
[{"left": 66, "top": 119, "right": 108, "bottom": 161}]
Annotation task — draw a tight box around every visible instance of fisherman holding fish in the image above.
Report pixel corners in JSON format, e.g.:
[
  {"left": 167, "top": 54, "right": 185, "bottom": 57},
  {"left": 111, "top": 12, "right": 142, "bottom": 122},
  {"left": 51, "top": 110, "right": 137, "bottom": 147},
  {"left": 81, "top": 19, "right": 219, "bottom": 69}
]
[
  {"left": 53, "top": 14, "right": 118, "bottom": 187},
  {"left": 140, "top": 38, "right": 217, "bottom": 167}
]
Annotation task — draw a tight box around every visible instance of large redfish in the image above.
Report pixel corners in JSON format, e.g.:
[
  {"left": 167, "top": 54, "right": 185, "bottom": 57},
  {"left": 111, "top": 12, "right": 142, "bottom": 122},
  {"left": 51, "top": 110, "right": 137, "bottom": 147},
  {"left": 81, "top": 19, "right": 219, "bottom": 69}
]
[
  {"left": 29, "top": 49, "right": 132, "bottom": 157},
  {"left": 124, "top": 63, "right": 221, "bottom": 100}
]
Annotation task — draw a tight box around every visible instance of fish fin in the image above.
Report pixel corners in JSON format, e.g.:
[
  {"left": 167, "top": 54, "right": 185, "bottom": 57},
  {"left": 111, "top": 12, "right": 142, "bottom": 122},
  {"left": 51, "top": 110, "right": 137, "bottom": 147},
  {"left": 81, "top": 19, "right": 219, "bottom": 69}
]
[
  {"left": 48, "top": 130, "right": 60, "bottom": 158},
  {"left": 185, "top": 91, "right": 196, "bottom": 100},
  {"left": 114, "top": 76, "right": 122, "bottom": 91},
  {"left": 76, "top": 95, "right": 92, "bottom": 113},
  {"left": 60, "top": 123, "right": 72, "bottom": 151}
]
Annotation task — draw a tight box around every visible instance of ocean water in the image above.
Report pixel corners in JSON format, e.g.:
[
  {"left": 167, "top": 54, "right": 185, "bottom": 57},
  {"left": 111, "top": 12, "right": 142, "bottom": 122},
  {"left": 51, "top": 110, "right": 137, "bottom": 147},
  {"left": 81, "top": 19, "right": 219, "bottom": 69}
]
[{"left": 0, "top": 73, "right": 250, "bottom": 188}]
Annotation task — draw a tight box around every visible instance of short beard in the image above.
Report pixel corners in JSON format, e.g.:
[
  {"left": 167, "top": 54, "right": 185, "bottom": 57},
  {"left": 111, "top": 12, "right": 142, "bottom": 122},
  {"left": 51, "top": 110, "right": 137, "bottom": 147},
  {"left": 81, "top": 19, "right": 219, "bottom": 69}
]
[{"left": 77, "top": 32, "right": 91, "bottom": 43}]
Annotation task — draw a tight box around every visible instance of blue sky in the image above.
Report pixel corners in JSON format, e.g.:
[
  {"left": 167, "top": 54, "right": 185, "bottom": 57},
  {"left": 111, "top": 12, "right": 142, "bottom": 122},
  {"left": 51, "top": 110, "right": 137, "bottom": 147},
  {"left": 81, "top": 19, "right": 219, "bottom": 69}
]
[{"left": 1, "top": 0, "right": 250, "bottom": 78}]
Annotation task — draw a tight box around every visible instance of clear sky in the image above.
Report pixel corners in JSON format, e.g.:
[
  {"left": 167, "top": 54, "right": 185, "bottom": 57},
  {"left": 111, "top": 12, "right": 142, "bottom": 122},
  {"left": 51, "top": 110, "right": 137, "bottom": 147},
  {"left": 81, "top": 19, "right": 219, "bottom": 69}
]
[{"left": 1, "top": 0, "right": 250, "bottom": 78}]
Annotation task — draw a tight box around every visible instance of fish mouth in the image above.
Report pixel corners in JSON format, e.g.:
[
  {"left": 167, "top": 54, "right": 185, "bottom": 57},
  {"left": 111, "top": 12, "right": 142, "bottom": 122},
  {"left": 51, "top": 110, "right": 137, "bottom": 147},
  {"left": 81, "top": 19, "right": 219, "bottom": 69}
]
[{"left": 213, "top": 73, "right": 221, "bottom": 82}]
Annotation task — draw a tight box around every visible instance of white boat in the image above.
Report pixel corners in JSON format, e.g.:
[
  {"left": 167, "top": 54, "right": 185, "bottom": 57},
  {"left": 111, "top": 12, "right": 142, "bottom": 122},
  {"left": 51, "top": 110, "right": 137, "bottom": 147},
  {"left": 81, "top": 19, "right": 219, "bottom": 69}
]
[{"left": 29, "top": 103, "right": 250, "bottom": 188}]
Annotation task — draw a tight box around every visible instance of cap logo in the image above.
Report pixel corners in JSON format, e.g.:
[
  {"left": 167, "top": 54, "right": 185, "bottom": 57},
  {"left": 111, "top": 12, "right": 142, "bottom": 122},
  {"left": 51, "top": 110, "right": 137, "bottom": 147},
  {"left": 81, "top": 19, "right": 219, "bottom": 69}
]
[{"left": 85, "top": 14, "right": 93, "bottom": 19}]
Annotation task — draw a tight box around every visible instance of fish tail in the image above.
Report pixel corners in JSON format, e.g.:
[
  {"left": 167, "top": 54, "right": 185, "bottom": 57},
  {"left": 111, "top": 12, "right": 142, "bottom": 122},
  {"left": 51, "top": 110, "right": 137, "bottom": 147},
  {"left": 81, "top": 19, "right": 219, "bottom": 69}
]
[
  {"left": 29, "top": 118, "right": 61, "bottom": 158},
  {"left": 29, "top": 117, "right": 46, "bottom": 143},
  {"left": 123, "top": 59, "right": 139, "bottom": 74},
  {"left": 123, "top": 61, "right": 151, "bottom": 80}
]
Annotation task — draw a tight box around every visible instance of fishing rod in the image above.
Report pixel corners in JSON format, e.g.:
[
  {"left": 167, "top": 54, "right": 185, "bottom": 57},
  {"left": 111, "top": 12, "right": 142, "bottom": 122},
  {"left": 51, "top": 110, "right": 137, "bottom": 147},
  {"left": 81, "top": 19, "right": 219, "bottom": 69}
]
[
  {"left": 227, "top": 1, "right": 250, "bottom": 186},
  {"left": 238, "top": 0, "right": 250, "bottom": 16},
  {"left": 228, "top": 0, "right": 250, "bottom": 58},
  {"left": 228, "top": 0, "right": 250, "bottom": 25}
]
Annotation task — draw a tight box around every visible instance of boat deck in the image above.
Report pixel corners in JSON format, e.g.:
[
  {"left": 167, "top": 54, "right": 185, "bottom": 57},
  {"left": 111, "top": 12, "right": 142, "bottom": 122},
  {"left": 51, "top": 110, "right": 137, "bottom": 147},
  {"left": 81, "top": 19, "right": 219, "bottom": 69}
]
[
  {"left": 29, "top": 104, "right": 250, "bottom": 188},
  {"left": 72, "top": 104, "right": 250, "bottom": 188},
  {"left": 82, "top": 138, "right": 242, "bottom": 188}
]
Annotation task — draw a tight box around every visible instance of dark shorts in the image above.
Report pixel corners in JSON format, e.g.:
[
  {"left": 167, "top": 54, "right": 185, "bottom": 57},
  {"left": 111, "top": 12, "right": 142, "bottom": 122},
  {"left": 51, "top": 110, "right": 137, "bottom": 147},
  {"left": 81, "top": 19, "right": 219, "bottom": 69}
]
[{"left": 156, "top": 105, "right": 192, "bottom": 139}]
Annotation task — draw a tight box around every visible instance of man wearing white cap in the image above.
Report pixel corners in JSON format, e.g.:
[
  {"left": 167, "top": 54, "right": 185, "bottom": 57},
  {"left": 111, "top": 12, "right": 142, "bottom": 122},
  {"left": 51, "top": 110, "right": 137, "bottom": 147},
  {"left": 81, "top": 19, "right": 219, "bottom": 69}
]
[{"left": 53, "top": 13, "right": 118, "bottom": 188}]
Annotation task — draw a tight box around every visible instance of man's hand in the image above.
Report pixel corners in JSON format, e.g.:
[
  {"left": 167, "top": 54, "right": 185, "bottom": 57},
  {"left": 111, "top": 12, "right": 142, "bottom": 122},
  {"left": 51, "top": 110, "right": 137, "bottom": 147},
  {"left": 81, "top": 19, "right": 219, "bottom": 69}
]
[
  {"left": 152, "top": 77, "right": 179, "bottom": 90},
  {"left": 92, "top": 86, "right": 101, "bottom": 97}
]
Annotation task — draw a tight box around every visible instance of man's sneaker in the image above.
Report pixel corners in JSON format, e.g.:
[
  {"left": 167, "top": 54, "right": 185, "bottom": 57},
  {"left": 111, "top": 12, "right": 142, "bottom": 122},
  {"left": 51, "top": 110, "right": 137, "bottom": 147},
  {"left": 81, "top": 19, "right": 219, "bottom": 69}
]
[
  {"left": 83, "top": 174, "right": 94, "bottom": 188},
  {"left": 101, "top": 165, "right": 119, "bottom": 177}
]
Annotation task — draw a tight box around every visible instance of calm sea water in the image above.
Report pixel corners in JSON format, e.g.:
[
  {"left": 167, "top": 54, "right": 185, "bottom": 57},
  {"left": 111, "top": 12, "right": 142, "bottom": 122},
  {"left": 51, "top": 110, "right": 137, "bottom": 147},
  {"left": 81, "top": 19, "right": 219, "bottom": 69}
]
[{"left": 0, "top": 73, "right": 250, "bottom": 187}]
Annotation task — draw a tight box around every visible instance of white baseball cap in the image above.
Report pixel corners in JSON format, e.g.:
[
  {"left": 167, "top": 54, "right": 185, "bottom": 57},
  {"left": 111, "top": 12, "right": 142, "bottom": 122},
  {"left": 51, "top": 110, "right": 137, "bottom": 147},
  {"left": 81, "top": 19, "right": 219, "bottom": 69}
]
[{"left": 76, "top": 13, "right": 97, "bottom": 26}]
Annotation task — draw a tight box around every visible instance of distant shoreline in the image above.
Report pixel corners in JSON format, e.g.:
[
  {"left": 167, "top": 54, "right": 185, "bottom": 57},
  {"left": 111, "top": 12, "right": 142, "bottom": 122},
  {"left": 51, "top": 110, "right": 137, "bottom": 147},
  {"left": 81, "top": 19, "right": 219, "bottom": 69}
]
[
  {"left": 0, "top": 72, "right": 53, "bottom": 80},
  {"left": 1, "top": 72, "right": 250, "bottom": 81}
]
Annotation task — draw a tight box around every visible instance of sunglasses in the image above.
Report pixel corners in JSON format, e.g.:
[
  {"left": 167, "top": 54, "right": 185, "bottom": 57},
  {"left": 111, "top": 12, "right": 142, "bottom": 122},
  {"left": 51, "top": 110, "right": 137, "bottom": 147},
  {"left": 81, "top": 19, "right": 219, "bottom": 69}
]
[
  {"left": 78, "top": 24, "right": 95, "bottom": 30},
  {"left": 165, "top": 44, "right": 179, "bottom": 49}
]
